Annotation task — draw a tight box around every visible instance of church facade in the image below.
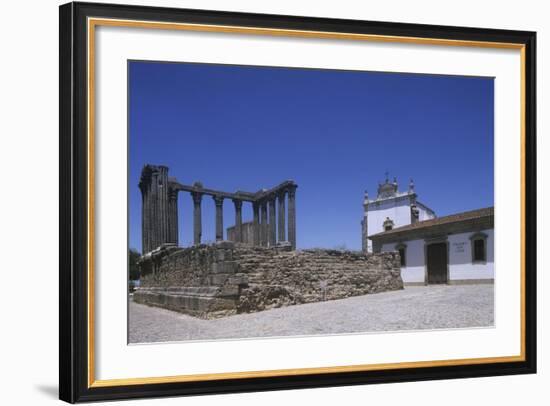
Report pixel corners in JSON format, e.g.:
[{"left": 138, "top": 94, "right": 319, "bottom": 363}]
[
  {"left": 363, "top": 178, "right": 494, "bottom": 285},
  {"left": 361, "top": 177, "right": 436, "bottom": 253}
]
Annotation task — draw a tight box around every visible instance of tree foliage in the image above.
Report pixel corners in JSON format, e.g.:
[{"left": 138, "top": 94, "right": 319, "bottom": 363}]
[{"left": 129, "top": 248, "right": 141, "bottom": 281}]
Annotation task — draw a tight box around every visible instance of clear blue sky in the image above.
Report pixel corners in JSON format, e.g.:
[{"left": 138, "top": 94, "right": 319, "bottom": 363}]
[{"left": 129, "top": 61, "right": 494, "bottom": 252}]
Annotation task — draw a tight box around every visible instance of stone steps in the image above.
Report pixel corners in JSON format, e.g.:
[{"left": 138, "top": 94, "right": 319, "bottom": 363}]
[{"left": 133, "top": 286, "right": 238, "bottom": 319}]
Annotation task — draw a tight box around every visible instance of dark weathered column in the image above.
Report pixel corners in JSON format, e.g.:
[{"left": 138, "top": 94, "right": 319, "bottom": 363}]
[
  {"left": 168, "top": 187, "right": 179, "bottom": 245},
  {"left": 233, "top": 199, "right": 243, "bottom": 243},
  {"left": 252, "top": 202, "right": 260, "bottom": 246},
  {"left": 260, "top": 201, "right": 268, "bottom": 246},
  {"left": 191, "top": 192, "right": 203, "bottom": 245},
  {"left": 139, "top": 181, "right": 149, "bottom": 253},
  {"left": 139, "top": 165, "right": 171, "bottom": 253},
  {"left": 150, "top": 169, "right": 159, "bottom": 250},
  {"left": 139, "top": 167, "right": 151, "bottom": 254},
  {"left": 277, "top": 191, "right": 286, "bottom": 243},
  {"left": 156, "top": 166, "right": 169, "bottom": 249},
  {"left": 213, "top": 195, "right": 224, "bottom": 241},
  {"left": 287, "top": 185, "right": 297, "bottom": 250},
  {"left": 268, "top": 198, "right": 276, "bottom": 246}
]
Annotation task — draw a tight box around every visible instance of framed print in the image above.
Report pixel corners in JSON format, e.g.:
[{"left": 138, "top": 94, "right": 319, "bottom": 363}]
[{"left": 59, "top": 1, "right": 537, "bottom": 403}]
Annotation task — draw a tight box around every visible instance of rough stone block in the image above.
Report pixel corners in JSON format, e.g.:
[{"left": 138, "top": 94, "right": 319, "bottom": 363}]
[
  {"left": 208, "top": 274, "right": 230, "bottom": 285},
  {"left": 218, "top": 285, "right": 240, "bottom": 297},
  {"left": 228, "top": 275, "right": 248, "bottom": 286},
  {"left": 211, "top": 261, "right": 236, "bottom": 274},
  {"left": 214, "top": 241, "right": 235, "bottom": 249}
]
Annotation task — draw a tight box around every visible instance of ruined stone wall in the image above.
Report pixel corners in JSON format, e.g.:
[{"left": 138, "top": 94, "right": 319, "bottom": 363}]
[
  {"left": 233, "top": 247, "right": 402, "bottom": 313},
  {"left": 134, "top": 242, "right": 403, "bottom": 319},
  {"left": 140, "top": 243, "right": 231, "bottom": 287},
  {"left": 135, "top": 242, "right": 244, "bottom": 318}
]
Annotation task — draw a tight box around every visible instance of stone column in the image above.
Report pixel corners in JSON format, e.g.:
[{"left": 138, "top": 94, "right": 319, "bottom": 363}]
[
  {"left": 252, "top": 202, "right": 260, "bottom": 246},
  {"left": 139, "top": 175, "right": 150, "bottom": 254},
  {"left": 149, "top": 168, "right": 160, "bottom": 251},
  {"left": 213, "top": 195, "right": 224, "bottom": 241},
  {"left": 156, "top": 166, "right": 169, "bottom": 249},
  {"left": 191, "top": 192, "right": 203, "bottom": 245},
  {"left": 168, "top": 188, "right": 179, "bottom": 245},
  {"left": 277, "top": 191, "right": 286, "bottom": 243},
  {"left": 233, "top": 199, "right": 243, "bottom": 243},
  {"left": 260, "top": 201, "right": 268, "bottom": 246},
  {"left": 138, "top": 165, "right": 170, "bottom": 253},
  {"left": 287, "top": 185, "right": 297, "bottom": 250},
  {"left": 268, "top": 198, "right": 276, "bottom": 246}
]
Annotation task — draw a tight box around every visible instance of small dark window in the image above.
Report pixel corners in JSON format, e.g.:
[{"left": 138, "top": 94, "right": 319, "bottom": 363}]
[
  {"left": 398, "top": 248, "right": 406, "bottom": 267},
  {"left": 473, "top": 239, "right": 486, "bottom": 262},
  {"left": 396, "top": 244, "right": 407, "bottom": 267},
  {"left": 383, "top": 217, "right": 394, "bottom": 231}
]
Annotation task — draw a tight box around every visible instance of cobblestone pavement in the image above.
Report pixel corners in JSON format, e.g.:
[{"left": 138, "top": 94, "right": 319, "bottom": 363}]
[{"left": 129, "top": 285, "right": 494, "bottom": 344}]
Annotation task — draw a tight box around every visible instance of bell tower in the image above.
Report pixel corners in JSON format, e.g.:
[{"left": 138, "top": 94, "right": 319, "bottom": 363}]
[{"left": 362, "top": 174, "right": 436, "bottom": 252}]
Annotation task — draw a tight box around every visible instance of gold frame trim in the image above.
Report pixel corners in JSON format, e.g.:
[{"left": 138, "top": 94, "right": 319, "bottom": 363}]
[{"left": 87, "top": 17, "right": 527, "bottom": 388}]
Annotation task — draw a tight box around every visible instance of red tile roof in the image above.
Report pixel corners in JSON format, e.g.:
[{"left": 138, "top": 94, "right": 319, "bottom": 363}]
[{"left": 370, "top": 206, "right": 494, "bottom": 239}]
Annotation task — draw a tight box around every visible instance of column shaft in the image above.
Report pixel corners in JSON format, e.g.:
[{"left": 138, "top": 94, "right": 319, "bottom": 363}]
[
  {"left": 214, "top": 196, "right": 224, "bottom": 241},
  {"left": 150, "top": 172, "right": 158, "bottom": 250},
  {"left": 191, "top": 192, "right": 202, "bottom": 245},
  {"left": 252, "top": 202, "right": 260, "bottom": 246},
  {"left": 277, "top": 192, "right": 286, "bottom": 242},
  {"left": 288, "top": 186, "right": 297, "bottom": 250},
  {"left": 260, "top": 201, "right": 268, "bottom": 246},
  {"left": 168, "top": 189, "right": 179, "bottom": 245},
  {"left": 268, "top": 198, "right": 276, "bottom": 246},
  {"left": 140, "top": 187, "right": 149, "bottom": 253},
  {"left": 157, "top": 166, "right": 169, "bottom": 248},
  {"left": 233, "top": 199, "right": 243, "bottom": 243}
]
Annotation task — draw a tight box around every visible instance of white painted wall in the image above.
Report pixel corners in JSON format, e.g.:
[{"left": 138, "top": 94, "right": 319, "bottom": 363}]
[
  {"left": 448, "top": 229, "right": 494, "bottom": 281},
  {"left": 381, "top": 228, "right": 494, "bottom": 284},
  {"left": 366, "top": 196, "right": 413, "bottom": 251},
  {"left": 382, "top": 239, "right": 426, "bottom": 284},
  {"left": 416, "top": 201, "right": 437, "bottom": 222},
  {"left": 365, "top": 196, "right": 435, "bottom": 252}
]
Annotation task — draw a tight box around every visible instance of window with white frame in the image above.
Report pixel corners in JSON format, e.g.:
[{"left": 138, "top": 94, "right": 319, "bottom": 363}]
[
  {"left": 395, "top": 243, "right": 407, "bottom": 267},
  {"left": 470, "top": 232, "right": 488, "bottom": 263}
]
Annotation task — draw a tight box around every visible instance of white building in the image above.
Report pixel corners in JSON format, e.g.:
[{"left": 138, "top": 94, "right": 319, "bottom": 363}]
[
  {"left": 363, "top": 178, "right": 494, "bottom": 285},
  {"left": 361, "top": 176, "right": 435, "bottom": 252}
]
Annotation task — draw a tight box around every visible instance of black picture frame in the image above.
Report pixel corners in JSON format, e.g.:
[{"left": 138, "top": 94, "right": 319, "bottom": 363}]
[{"left": 59, "top": 1, "right": 537, "bottom": 403}]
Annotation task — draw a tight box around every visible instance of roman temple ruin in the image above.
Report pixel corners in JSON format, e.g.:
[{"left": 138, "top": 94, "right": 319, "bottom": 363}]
[
  {"left": 138, "top": 164, "right": 297, "bottom": 252},
  {"left": 134, "top": 164, "right": 403, "bottom": 318}
]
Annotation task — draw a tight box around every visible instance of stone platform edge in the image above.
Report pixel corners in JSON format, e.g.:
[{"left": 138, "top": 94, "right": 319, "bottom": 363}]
[{"left": 134, "top": 242, "right": 403, "bottom": 319}]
